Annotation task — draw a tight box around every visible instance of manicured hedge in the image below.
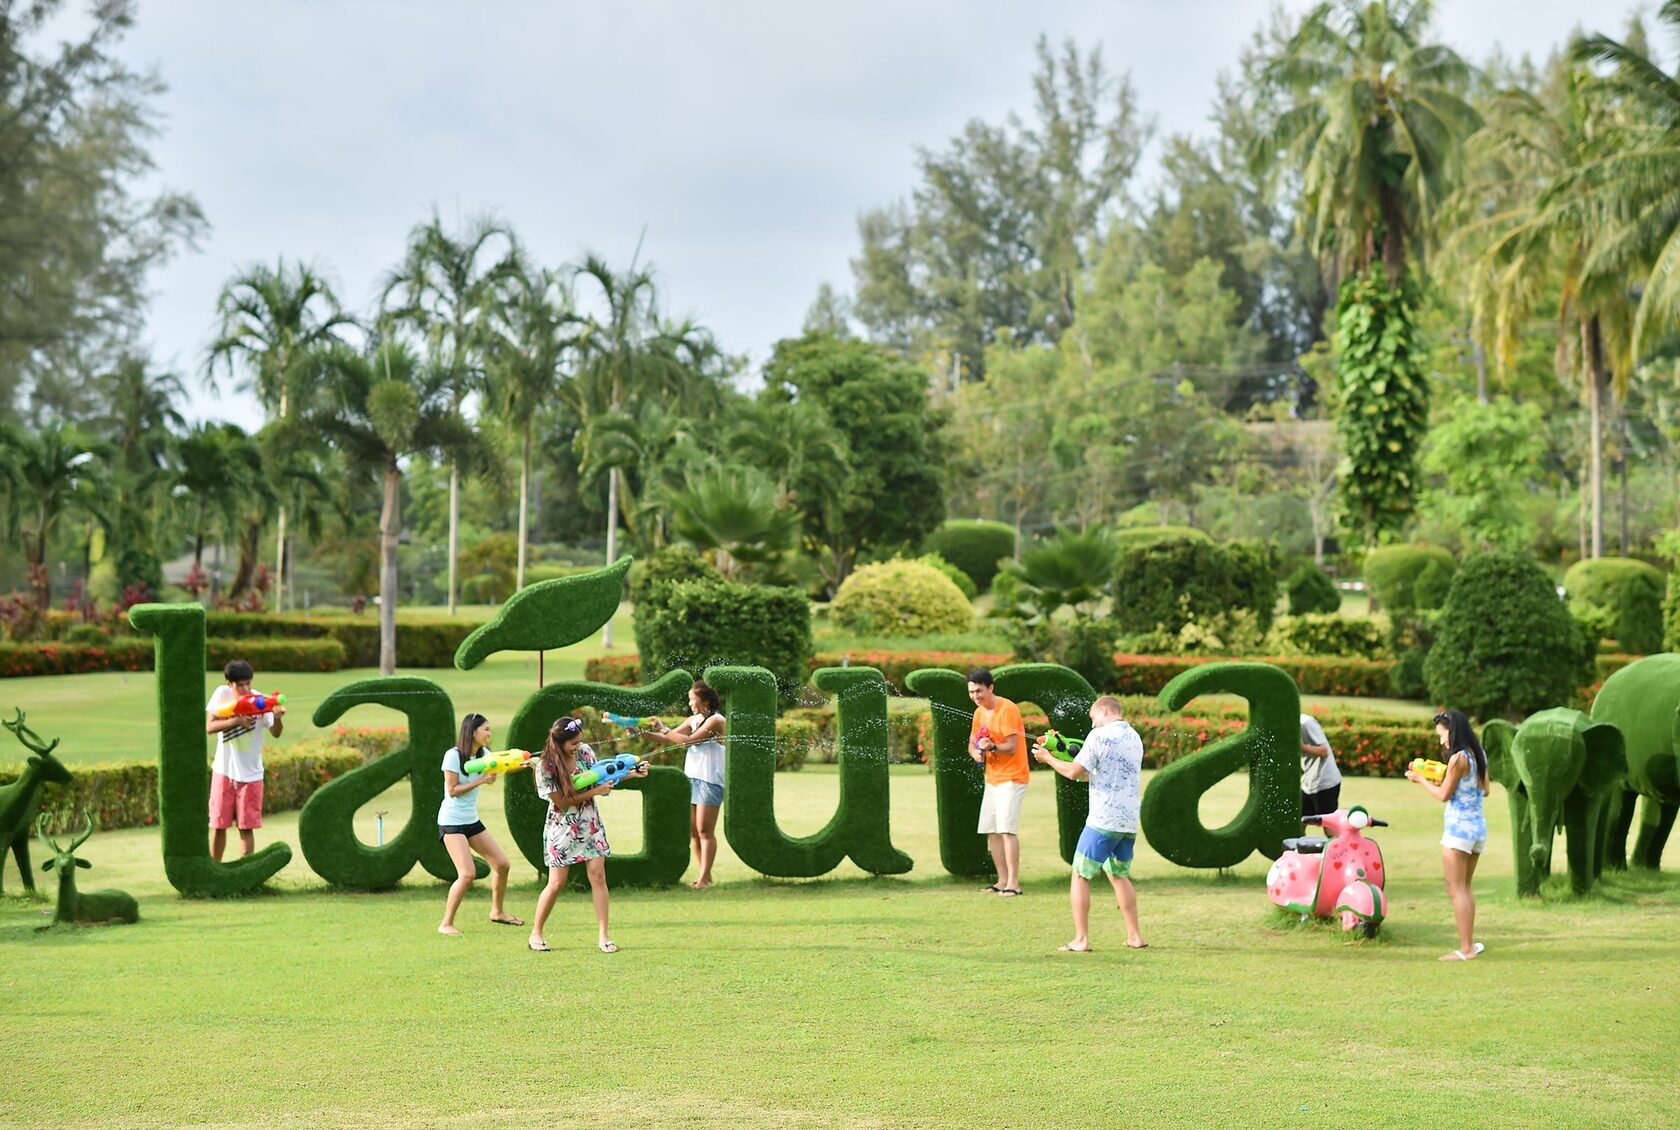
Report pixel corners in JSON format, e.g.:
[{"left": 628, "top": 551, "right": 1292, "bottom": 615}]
[
  {"left": 632, "top": 577, "right": 813, "bottom": 702},
  {"left": 1363, "top": 544, "right": 1455, "bottom": 612},
  {"left": 1112, "top": 537, "right": 1279, "bottom": 634},
  {"left": 203, "top": 612, "right": 483, "bottom": 667},
  {"left": 0, "top": 637, "right": 347, "bottom": 677},
  {"left": 922, "top": 519, "right": 1017, "bottom": 592},
  {"left": 1, "top": 727, "right": 406, "bottom": 834},
  {"left": 590, "top": 648, "right": 1397, "bottom": 699}
]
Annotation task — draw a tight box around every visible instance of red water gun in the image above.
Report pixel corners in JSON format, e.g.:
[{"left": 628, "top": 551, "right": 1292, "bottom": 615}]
[{"left": 213, "top": 692, "right": 285, "bottom": 719}]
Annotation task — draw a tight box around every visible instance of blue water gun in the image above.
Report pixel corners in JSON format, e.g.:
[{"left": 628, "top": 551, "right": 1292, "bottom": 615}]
[
  {"left": 602, "top": 711, "right": 659, "bottom": 730},
  {"left": 572, "top": 753, "right": 647, "bottom": 791}
]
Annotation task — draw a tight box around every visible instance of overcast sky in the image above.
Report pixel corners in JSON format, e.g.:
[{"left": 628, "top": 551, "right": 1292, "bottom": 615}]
[{"left": 113, "top": 0, "right": 1646, "bottom": 430}]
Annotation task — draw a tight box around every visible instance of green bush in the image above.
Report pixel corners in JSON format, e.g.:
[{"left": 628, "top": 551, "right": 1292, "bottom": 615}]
[
  {"left": 1424, "top": 552, "right": 1592, "bottom": 720},
  {"left": 207, "top": 638, "right": 347, "bottom": 672},
  {"left": 922, "top": 519, "right": 1016, "bottom": 592},
  {"left": 1564, "top": 556, "right": 1665, "bottom": 610},
  {"left": 1112, "top": 525, "right": 1212, "bottom": 549},
  {"left": 1003, "top": 616, "right": 1119, "bottom": 692},
  {"left": 1285, "top": 564, "right": 1342, "bottom": 615},
  {"left": 1112, "top": 538, "right": 1278, "bottom": 634},
  {"left": 200, "top": 612, "right": 482, "bottom": 667},
  {"left": 1666, "top": 570, "right": 1680, "bottom": 652},
  {"left": 914, "top": 553, "right": 978, "bottom": 600},
  {"left": 1363, "top": 544, "right": 1455, "bottom": 612},
  {"left": 1614, "top": 571, "right": 1664, "bottom": 655},
  {"left": 63, "top": 622, "right": 111, "bottom": 646},
  {"left": 1564, "top": 558, "right": 1665, "bottom": 654},
  {"left": 1413, "top": 559, "right": 1454, "bottom": 610},
  {"left": 1271, "top": 614, "right": 1387, "bottom": 660},
  {"left": 635, "top": 578, "right": 813, "bottom": 702},
  {"left": 830, "top": 560, "right": 973, "bottom": 637}
]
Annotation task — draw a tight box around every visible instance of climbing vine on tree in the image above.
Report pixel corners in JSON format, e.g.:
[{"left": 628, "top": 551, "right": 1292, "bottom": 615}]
[{"left": 1334, "top": 271, "right": 1428, "bottom": 546}]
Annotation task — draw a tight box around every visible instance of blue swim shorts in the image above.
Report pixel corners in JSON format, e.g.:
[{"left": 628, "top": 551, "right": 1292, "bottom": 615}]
[{"left": 1072, "top": 825, "right": 1135, "bottom": 880}]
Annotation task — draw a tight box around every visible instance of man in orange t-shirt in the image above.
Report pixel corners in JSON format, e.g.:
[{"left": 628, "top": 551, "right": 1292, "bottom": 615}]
[{"left": 968, "top": 668, "right": 1028, "bottom": 896}]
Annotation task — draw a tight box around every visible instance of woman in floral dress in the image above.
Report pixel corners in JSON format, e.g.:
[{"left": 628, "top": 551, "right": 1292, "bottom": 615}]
[
  {"left": 1405, "top": 708, "right": 1489, "bottom": 962},
  {"left": 527, "top": 715, "right": 646, "bottom": 953}
]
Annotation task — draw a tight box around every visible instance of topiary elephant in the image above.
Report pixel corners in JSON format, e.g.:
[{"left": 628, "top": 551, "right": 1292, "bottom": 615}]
[
  {"left": 1482, "top": 707, "right": 1626, "bottom": 896},
  {"left": 1591, "top": 654, "right": 1680, "bottom": 870}
]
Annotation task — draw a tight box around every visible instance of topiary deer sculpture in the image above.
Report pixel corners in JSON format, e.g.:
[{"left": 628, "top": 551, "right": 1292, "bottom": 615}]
[
  {"left": 38, "top": 810, "right": 139, "bottom": 927},
  {"left": 0, "top": 709, "right": 73, "bottom": 895}
]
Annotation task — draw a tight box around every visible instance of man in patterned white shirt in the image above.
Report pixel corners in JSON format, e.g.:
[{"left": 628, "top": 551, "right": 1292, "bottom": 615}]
[{"left": 1033, "top": 695, "right": 1146, "bottom": 953}]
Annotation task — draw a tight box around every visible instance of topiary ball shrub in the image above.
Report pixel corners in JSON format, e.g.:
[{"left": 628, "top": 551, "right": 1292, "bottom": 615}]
[
  {"left": 636, "top": 578, "right": 812, "bottom": 704},
  {"left": 1112, "top": 537, "right": 1279, "bottom": 635},
  {"left": 1413, "top": 558, "right": 1454, "bottom": 610},
  {"left": 915, "top": 553, "right": 978, "bottom": 600},
  {"left": 1565, "top": 557, "right": 1665, "bottom": 652},
  {"left": 1112, "top": 525, "right": 1213, "bottom": 550},
  {"left": 1424, "top": 552, "right": 1592, "bottom": 720},
  {"left": 1363, "top": 544, "right": 1455, "bottom": 613},
  {"left": 1615, "top": 571, "right": 1664, "bottom": 655},
  {"left": 922, "top": 519, "right": 1017, "bottom": 593},
  {"left": 1285, "top": 564, "right": 1342, "bottom": 615},
  {"left": 831, "top": 560, "right": 973, "bottom": 637}
]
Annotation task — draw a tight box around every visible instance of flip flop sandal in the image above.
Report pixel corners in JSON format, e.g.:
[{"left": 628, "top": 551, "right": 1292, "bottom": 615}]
[
  {"left": 981, "top": 884, "right": 1001, "bottom": 893},
  {"left": 998, "top": 888, "right": 1022, "bottom": 897},
  {"left": 492, "top": 916, "right": 525, "bottom": 927},
  {"left": 528, "top": 940, "right": 551, "bottom": 952},
  {"left": 598, "top": 941, "right": 619, "bottom": 954}
]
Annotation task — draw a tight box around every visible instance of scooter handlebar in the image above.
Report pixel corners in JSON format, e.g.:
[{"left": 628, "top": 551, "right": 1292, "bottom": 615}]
[
  {"left": 1301, "top": 816, "right": 1325, "bottom": 825},
  {"left": 1369, "top": 819, "right": 1389, "bottom": 827}
]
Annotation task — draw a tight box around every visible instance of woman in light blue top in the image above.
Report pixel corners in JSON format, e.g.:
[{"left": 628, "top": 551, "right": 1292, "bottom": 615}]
[
  {"left": 643, "top": 680, "right": 727, "bottom": 888},
  {"left": 437, "top": 712, "right": 520, "bottom": 936},
  {"left": 1405, "top": 708, "right": 1488, "bottom": 961}
]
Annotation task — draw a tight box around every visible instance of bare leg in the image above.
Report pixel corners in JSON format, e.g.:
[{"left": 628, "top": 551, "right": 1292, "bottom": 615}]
[
  {"left": 469, "top": 830, "right": 518, "bottom": 923},
  {"left": 211, "top": 827, "right": 228, "bottom": 862},
  {"left": 1440, "top": 847, "right": 1477, "bottom": 959},
  {"left": 694, "top": 803, "right": 720, "bottom": 888},
  {"left": 587, "top": 856, "right": 612, "bottom": 948},
  {"left": 1001, "top": 833, "right": 1020, "bottom": 892},
  {"left": 1108, "top": 873, "right": 1144, "bottom": 947},
  {"left": 530, "top": 866, "right": 569, "bottom": 948},
  {"left": 987, "top": 833, "right": 1006, "bottom": 888},
  {"left": 439, "top": 834, "right": 476, "bottom": 934},
  {"left": 239, "top": 829, "right": 255, "bottom": 857},
  {"left": 690, "top": 806, "right": 703, "bottom": 885},
  {"left": 1064, "top": 872, "right": 1092, "bottom": 950}
]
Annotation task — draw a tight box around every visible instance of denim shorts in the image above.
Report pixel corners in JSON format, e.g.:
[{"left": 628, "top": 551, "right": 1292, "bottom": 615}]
[
  {"left": 438, "top": 821, "right": 487, "bottom": 841},
  {"left": 689, "top": 778, "right": 724, "bottom": 807}
]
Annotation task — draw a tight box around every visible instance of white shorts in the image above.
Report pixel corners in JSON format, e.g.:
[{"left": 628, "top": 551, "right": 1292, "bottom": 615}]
[
  {"left": 977, "top": 782, "right": 1028, "bottom": 835},
  {"left": 1442, "top": 834, "right": 1485, "bottom": 854}
]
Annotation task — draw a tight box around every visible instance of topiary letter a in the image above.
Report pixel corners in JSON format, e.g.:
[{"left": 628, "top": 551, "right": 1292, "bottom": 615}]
[
  {"left": 1140, "top": 661, "right": 1300, "bottom": 869},
  {"left": 128, "top": 603, "right": 292, "bottom": 897}
]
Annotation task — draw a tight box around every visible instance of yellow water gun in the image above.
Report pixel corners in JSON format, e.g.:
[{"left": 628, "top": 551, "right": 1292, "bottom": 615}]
[
  {"left": 1409, "top": 758, "right": 1447, "bottom": 784},
  {"left": 462, "top": 749, "right": 534, "bottom": 775}
]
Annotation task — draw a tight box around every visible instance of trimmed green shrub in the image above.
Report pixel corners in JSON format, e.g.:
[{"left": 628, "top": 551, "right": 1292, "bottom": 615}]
[
  {"left": 1140, "top": 662, "right": 1300, "bottom": 868},
  {"left": 1613, "top": 570, "right": 1663, "bottom": 655},
  {"left": 1564, "top": 556, "right": 1665, "bottom": 611},
  {"left": 128, "top": 603, "right": 293, "bottom": 897},
  {"left": 831, "top": 560, "right": 972, "bottom": 637},
  {"left": 1363, "top": 544, "right": 1455, "bottom": 612},
  {"left": 1271, "top": 614, "right": 1387, "bottom": 660},
  {"left": 208, "top": 638, "right": 346, "bottom": 672},
  {"left": 915, "top": 553, "right": 978, "bottom": 600},
  {"left": 1591, "top": 654, "right": 1680, "bottom": 869},
  {"left": 503, "top": 670, "right": 695, "bottom": 887},
  {"left": 299, "top": 677, "right": 473, "bottom": 889},
  {"left": 636, "top": 578, "right": 812, "bottom": 703},
  {"left": 1113, "top": 538, "right": 1277, "bottom": 635},
  {"left": 1285, "top": 564, "right": 1342, "bottom": 615},
  {"left": 1414, "top": 559, "right": 1454, "bottom": 610},
  {"left": 455, "top": 556, "right": 632, "bottom": 669},
  {"left": 922, "top": 519, "right": 1016, "bottom": 592},
  {"left": 1112, "top": 525, "right": 1212, "bottom": 549},
  {"left": 1004, "top": 616, "right": 1119, "bottom": 692},
  {"left": 0, "top": 636, "right": 346, "bottom": 677},
  {"left": 1665, "top": 570, "right": 1680, "bottom": 652},
  {"left": 1424, "top": 553, "right": 1592, "bottom": 721},
  {"left": 810, "top": 666, "right": 912, "bottom": 873},
  {"left": 203, "top": 612, "right": 483, "bottom": 667}
]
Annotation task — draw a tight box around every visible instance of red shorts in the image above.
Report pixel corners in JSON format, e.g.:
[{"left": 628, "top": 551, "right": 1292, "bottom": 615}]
[{"left": 209, "top": 772, "right": 264, "bottom": 830}]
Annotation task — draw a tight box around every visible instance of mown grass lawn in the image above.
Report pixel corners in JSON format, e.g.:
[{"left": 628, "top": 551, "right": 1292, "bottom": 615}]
[{"left": 3, "top": 768, "right": 1677, "bottom": 1128}]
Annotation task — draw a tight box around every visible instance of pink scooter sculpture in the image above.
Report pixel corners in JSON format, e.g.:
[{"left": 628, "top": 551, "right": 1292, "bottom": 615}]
[{"left": 1266, "top": 806, "right": 1388, "bottom": 937}]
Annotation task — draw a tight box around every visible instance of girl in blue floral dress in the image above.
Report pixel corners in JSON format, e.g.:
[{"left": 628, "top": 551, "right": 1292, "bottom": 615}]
[
  {"left": 527, "top": 716, "right": 646, "bottom": 954},
  {"left": 1405, "top": 708, "right": 1488, "bottom": 962}
]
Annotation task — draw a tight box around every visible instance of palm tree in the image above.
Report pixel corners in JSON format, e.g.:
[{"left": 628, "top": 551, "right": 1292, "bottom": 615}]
[
  {"left": 998, "top": 526, "right": 1116, "bottom": 620},
  {"left": 298, "top": 341, "right": 481, "bottom": 674},
  {"left": 1257, "top": 0, "right": 1479, "bottom": 282},
  {"left": 577, "top": 402, "right": 712, "bottom": 550},
  {"left": 379, "top": 213, "right": 519, "bottom": 615},
  {"left": 0, "top": 424, "right": 110, "bottom": 609},
  {"left": 724, "top": 398, "right": 850, "bottom": 511},
  {"left": 665, "top": 466, "right": 800, "bottom": 580},
  {"left": 206, "top": 259, "right": 355, "bottom": 610},
  {"left": 97, "top": 356, "right": 185, "bottom": 596},
  {"left": 485, "top": 264, "right": 575, "bottom": 590},
  {"left": 172, "top": 423, "right": 256, "bottom": 600},
  {"left": 567, "top": 253, "right": 721, "bottom": 644},
  {"left": 1447, "top": 63, "right": 1633, "bottom": 557}
]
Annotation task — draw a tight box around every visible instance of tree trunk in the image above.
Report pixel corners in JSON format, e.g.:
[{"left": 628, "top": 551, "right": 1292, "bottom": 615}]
[
  {"left": 1473, "top": 342, "right": 1488, "bottom": 406},
  {"left": 275, "top": 506, "right": 287, "bottom": 613},
  {"left": 447, "top": 463, "right": 459, "bottom": 615},
  {"left": 380, "top": 465, "right": 400, "bottom": 676},
  {"left": 1586, "top": 317, "right": 1606, "bottom": 559},
  {"left": 602, "top": 467, "right": 619, "bottom": 648},
  {"left": 516, "top": 425, "right": 530, "bottom": 591}
]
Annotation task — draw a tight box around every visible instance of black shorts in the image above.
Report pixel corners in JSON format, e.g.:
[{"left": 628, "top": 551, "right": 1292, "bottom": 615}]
[
  {"left": 438, "top": 821, "right": 487, "bottom": 841},
  {"left": 1302, "top": 783, "right": 1341, "bottom": 819}
]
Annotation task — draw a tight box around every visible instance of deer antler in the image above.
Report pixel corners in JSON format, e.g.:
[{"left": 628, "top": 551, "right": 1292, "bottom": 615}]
[
  {"left": 4, "top": 709, "right": 60, "bottom": 759},
  {"left": 68, "top": 808, "right": 95, "bottom": 854},
  {"left": 36, "top": 812, "right": 64, "bottom": 855}
]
